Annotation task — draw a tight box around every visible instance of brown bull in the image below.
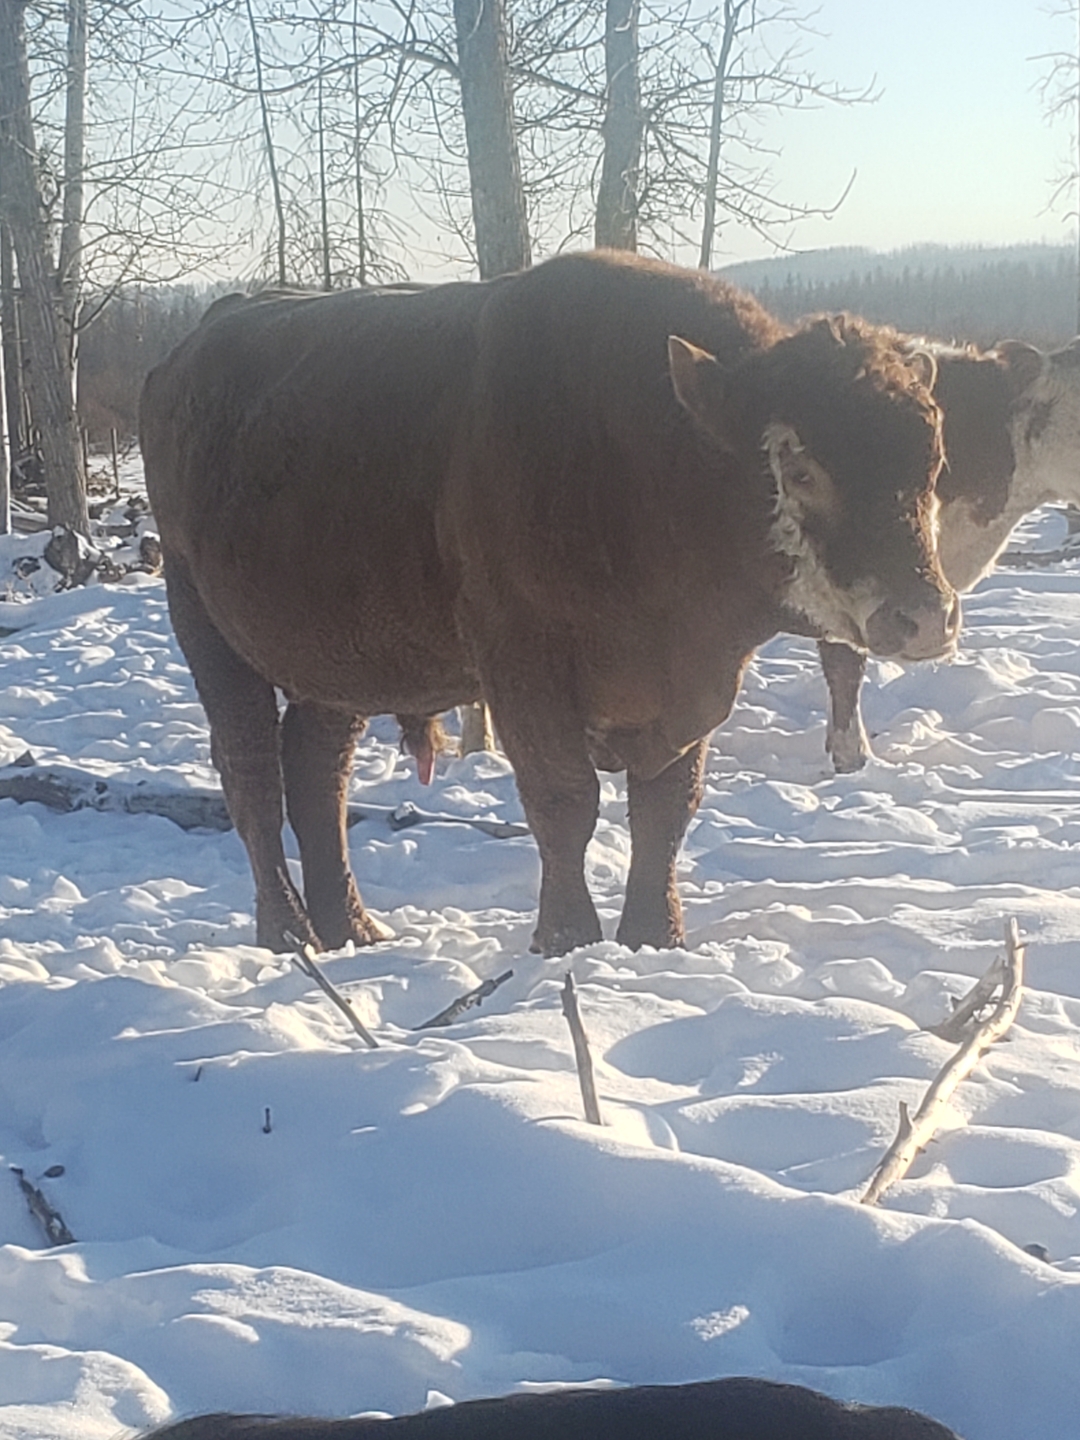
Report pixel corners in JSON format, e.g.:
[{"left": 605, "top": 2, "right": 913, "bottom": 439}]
[
  {"left": 140, "top": 251, "right": 958, "bottom": 958},
  {"left": 137, "top": 1377, "right": 963, "bottom": 1440}
]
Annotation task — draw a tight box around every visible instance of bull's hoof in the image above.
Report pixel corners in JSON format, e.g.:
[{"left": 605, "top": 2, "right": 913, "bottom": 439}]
[
  {"left": 615, "top": 917, "right": 684, "bottom": 952},
  {"left": 259, "top": 911, "right": 322, "bottom": 955},
  {"left": 826, "top": 720, "right": 871, "bottom": 773},
  {"left": 351, "top": 912, "right": 394, "bottom": 946},
  {"left": 309, "top": 910, "right": 394, "bottom": 950},
  {"left": 529, "top": 918, "right": 603, "bottom": 958}
]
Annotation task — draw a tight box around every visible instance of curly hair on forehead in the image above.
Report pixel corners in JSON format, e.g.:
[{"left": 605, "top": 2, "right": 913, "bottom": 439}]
[{"left": 793, "top": 312, "right": 940, "bottom": 402}]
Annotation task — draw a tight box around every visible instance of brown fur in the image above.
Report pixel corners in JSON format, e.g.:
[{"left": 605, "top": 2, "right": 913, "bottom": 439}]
[
  {"left": 932, "top": 348, "right": 1021, "bottom": 523},
  {"left": 140, "top": 251, "right": 954, "bottom": 956},
  {"left": 139, "top": 1377, "right": 963, "bottom": 1440}
]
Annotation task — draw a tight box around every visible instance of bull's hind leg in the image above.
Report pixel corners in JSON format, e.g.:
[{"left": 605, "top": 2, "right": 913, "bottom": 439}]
[
  {"left": 281, "top": 701, "right": 392, "bottom": 949},
  {"left": 163, "top": 552, "right": 316, "bottom": 952},
  {"left": 617, "top": 738, "right": 708, "bottom": 951},
  {"left": 819, "top": 639, "right": 871, "bottom": 773}
]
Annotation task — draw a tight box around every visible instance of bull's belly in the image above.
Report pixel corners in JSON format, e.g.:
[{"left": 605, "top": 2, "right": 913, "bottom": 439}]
[
  {"left": 195, "top": 562, "right": 479, "bottom": 717},
  {"left": 578, "top": 642, "right": 751, "bottom": 778}
]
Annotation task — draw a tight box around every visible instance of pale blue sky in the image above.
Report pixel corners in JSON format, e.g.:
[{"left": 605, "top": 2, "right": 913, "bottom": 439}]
[{"left": 713, "top": 0, "right": 1075, "bottom": 263}]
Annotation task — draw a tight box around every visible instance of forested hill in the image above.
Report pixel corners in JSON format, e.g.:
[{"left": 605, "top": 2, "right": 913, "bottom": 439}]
[
  {"left": 78, "top": 244, "right": 1075, "bottom": 444},
  {"left": 719, "top": 242, "right": 1076, "bottom": 348}
]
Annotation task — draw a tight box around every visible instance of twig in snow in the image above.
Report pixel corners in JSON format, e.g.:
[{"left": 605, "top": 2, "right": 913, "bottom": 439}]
[
  {"left": 561, "top": 973, "right": 602, "bottom": 1126},
  {"left": 414, "top": 970, "right": 515, "bottom": 1030},
  {"left": 926, "top": 955, "right": 1006, "bottom": 1044},
  {"left": 10, "top": 1166, "right": 75, "bottom": 1246},
  {"left": 861, "top": 919, "right": 1025, "bottom": 1206},
  {"left": 285, "top": 933, "right": 379, "bottom": 1050},
  {"left": 384, "top": 800, "right": 529, "bottom": 839}
]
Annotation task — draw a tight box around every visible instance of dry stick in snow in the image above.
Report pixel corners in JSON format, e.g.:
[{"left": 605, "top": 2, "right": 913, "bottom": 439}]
[
  {"left": 285, "top": 934, "right": 379, "bottom": 1050},
  {"left": 414, "top": 969, "right": 514, "bottom": 1030},
  {"left": 561, "top": 973, "right": 602, "bottom": 1125},
  {"left": 861, "top": 919, "right": 1025, "bottom": 1206},
  {"left": 10, "top": 1166, "right": 75, "bottom": 1245}
]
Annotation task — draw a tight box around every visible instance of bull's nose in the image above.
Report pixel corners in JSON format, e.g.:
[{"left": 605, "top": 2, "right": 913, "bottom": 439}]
[{"left": 865, "top": 590, "right": 961, "bottom": 661}]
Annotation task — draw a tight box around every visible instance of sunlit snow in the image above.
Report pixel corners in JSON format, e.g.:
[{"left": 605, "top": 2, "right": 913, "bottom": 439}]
[{"left": 1, "top": 504, "right": 1079, "bottom": 1439}]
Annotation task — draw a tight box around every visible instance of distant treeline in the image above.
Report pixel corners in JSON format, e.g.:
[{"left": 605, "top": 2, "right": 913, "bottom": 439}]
[
  {"left": 75, "top": 244, "right": 1078, "bottom": 445},
  {"left": 737, "top": 248, "right": 1075, "bottom": 351},
  {"left": 77, "top": 287, "right": 223, "bottom": 446}
]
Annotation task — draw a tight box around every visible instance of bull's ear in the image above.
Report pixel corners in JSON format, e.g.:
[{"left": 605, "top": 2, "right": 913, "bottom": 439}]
[
  {"left": 994, "top": 339, "right": 1044, "bottom": 398},
  {"left": 906, "top": 348, "right": 937, "bottom": 391},
  {"left": 808, "top": 315, "right": 843, "bottom": 346},
  {"left": 668, "top": 335, "right": 727, "bottom": 439}
]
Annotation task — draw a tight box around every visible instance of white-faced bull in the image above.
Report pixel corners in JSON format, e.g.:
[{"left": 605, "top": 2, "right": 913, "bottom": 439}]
[{"left": 808, "top": 336, "right": 1077, "bottom": 772}]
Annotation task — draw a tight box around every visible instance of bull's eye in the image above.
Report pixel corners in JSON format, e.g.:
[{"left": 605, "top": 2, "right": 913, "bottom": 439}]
[{"left": 764, "top": 422, "right": 837, "bottom": 515}]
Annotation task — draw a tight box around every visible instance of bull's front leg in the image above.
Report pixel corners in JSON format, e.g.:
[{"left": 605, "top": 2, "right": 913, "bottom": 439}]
[
  {"left": 819, "top": 639, "right": 871, "bottom": 773},
  {"left": 483, "top": 675, "right": 602, "bottom": 959},
  {"left": 617, "top": 738, "right": 708, "bottom": 951}
]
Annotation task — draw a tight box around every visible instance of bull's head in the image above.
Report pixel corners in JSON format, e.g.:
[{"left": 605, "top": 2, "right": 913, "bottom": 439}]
[{"left": 668, "top": 317, "right": 960, "bottom": 661}]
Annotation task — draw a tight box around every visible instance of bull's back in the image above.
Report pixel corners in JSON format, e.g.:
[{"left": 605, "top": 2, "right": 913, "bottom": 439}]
[{"left": 141, "top": 283, "right": 493, "bottom": 712}]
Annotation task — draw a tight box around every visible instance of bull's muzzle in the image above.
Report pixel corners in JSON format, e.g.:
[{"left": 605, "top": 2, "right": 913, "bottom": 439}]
[{"left": 865, "top": 590, "right": 961, "bottom": 661}]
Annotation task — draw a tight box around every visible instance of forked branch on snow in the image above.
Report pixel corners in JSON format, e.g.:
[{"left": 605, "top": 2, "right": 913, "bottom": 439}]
[{"left": 861, "top": 919, "right": 1025, "bottom": 1206}]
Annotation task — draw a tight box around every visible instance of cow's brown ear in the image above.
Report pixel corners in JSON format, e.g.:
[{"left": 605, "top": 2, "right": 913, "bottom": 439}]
[
  {"left": 808, "top": 315, "right": 843, "bottom": 346},
  {"left": 668, "top": 335, "right": 727, "bottom": 438},
  {"left": 994, "top": 339, "right": 1044, "bottom": 398},
  {"left": 906, "top": 348, "right": 937, "bottom": 391}
]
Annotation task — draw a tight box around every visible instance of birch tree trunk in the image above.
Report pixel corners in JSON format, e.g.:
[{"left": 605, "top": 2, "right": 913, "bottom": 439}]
[
  {"left": 698, "top": 0, "right": 743, "bottom": 272},
  {"left": 595, "top": 0, "right": 642, "bottom": 251},
  {"left": 452, "top": 0, "right": 531, "bottom": 279},
  {"left": 58, "top": 0, "right": 87, "bottom": 355},
  {"left": 1, "top": 223, "right": 25, "bottom": 469},
  {"left": 452, "top": 0, "right": 529, "bottom": 754},
  {"left": 0, "top": 0, "right": 88, "bottom": 534},
  {"left": 245, "top": 0, "right": 287, "bottom": 286},
  {"left": 0, "top": 301, "right": 9, "bottom": 534}
]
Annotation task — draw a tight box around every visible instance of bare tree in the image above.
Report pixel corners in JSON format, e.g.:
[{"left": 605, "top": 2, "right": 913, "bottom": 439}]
[
  {"left": 0, "top": 291, "right": 9, "bottom": 535},
  {"left": 245, "top": 0, "right": 288, "bottom": 286},
  {"left": 595, "top": 0, "right": 642, "bottom": 249},
  {"left": 0, "top": 0, "right": 88, "bottom": 533},
  {"left": 58, "top": 0, "right": 87, "bottom": 351},
  {"left": 1036, "top": 0, "right": 1080, "bottom": 330},
  {"left": 452, "top": 0, "right": 531, "bottom": 277}
]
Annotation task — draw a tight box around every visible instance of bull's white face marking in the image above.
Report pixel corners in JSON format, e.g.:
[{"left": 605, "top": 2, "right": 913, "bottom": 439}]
[
  {"left": 764, "top": 422, "right": 881, "bottom": 646},
  {"left": 938, "top": 346, "right": 1080, "bottom": 592}
]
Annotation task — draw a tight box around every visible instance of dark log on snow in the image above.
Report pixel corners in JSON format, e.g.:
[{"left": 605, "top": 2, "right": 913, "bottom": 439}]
[{"left": 0, "top": 763, "right": 529, "bottom": 839}]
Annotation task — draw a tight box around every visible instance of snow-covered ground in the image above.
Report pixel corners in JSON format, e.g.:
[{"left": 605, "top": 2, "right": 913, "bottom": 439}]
[{"left": 2, "top": 506, "right": 1080, "bottom": 1440}]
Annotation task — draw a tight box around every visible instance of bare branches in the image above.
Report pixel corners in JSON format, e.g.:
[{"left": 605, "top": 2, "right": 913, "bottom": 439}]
[
  {"left": 287, "top": 936, "right": 380, "bottom": 1049},
  {"left": 861, "top": 920, "right": 1026, "bottom": 1207}
]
